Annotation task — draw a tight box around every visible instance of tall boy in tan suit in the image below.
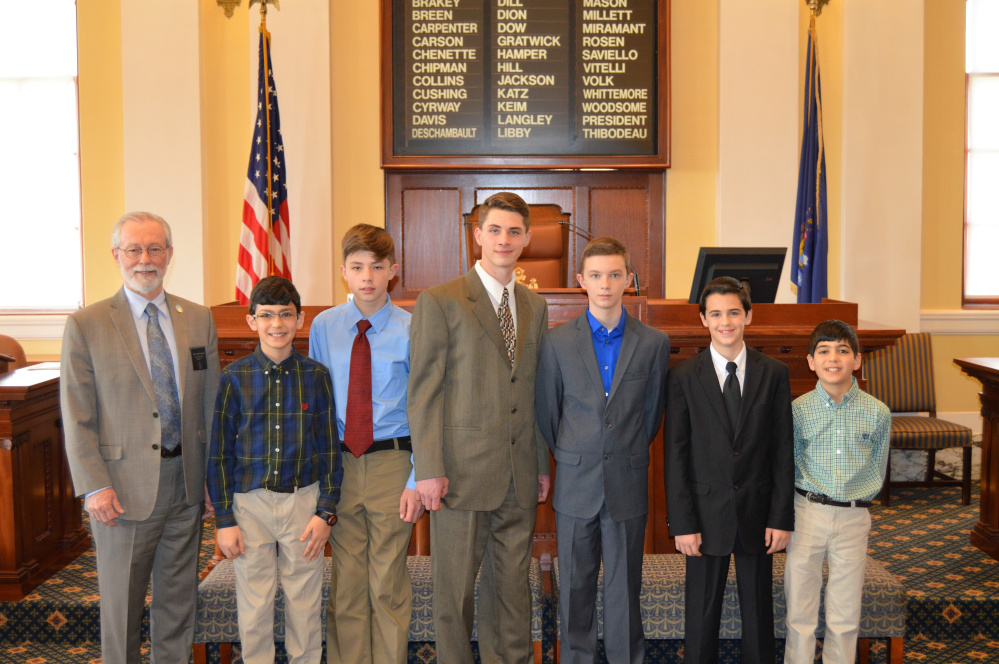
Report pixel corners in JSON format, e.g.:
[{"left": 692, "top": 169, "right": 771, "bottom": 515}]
[{"left": 408, "top": 192, "right": 551, "bottom": 664}]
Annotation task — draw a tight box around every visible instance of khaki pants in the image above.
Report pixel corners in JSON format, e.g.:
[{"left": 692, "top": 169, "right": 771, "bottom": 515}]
[
  {"left": 784, "top": 492, "right": 871, "bottom": 664},
  {"left": 327, "top": 450, "right": 414, "bottom": 664},
  {"left": 232, "top": 482, "right": 324, "bottom": 664}
]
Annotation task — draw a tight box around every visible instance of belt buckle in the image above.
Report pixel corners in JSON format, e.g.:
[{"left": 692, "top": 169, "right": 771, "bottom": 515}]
[{"left": 806, "top": 491, "right": 825, "bottom": 505}]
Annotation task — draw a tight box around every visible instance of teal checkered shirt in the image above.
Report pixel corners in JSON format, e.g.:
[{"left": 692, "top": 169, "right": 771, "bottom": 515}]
[{"left": 793, "top": 377, "right": 891, "bottom": 502}]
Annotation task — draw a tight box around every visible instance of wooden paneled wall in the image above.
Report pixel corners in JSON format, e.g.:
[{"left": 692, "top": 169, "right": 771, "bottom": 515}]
[{"left": 385, "top": 171, "right": 666, "bottom": 300}]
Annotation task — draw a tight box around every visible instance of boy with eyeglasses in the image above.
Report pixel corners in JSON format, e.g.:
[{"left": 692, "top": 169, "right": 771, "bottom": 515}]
[{"left": 207, "top": 275, "right": 341, "bottom": 664}]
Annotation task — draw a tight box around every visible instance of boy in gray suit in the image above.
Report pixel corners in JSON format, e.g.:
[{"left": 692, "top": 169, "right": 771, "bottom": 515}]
[{"left": 535, "top": 237, "right": 670, "bottom": 664}]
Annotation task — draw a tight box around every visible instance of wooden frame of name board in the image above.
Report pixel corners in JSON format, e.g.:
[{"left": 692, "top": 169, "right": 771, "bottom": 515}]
[{"left": 381, "top": 0, "right": 670, "bottom": 169}]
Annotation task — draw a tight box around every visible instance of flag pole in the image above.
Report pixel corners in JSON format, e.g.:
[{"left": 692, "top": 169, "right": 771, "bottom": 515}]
[{"left": 259, "top": 3, "right": 275, "bottom": 277}]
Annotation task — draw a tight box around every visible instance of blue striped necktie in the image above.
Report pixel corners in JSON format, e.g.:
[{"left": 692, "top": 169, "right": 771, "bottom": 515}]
[{"left": 145, "top": 303, "right": 182, "bottom": 452}]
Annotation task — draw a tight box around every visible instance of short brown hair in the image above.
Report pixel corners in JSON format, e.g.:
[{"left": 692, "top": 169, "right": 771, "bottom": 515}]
[
  {"left": 341, "top": 224, "right": 396, "bottom": 264},
  {"left": 578, "top": 236, "right": 632, "bottom": 275},
  {"left": 698, "top": 276, "right": 752, "bottom": 315},
  {"left": 808, "top": 319, "right": 859, "bottom": 356},
  {"left": 478, "top": 192, "right": 531, "bottom": 230}
]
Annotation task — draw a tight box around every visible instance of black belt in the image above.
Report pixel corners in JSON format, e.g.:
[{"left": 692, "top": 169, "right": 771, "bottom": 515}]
[
  {"left": 341, "top": 435, "right": 413, "bottom": 455},
  {"left": 160, "top": 444, "right": 182, "bottom": 459},
  {"left": 796, "top": 487, "right": 871, "bottom": 508},
  {"left": 267, "top": 485, "right": 298, "bottom": 493}
]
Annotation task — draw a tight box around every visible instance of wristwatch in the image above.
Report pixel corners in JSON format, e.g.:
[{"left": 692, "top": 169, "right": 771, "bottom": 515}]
[{"left": 316, "top": 510, "right": 337, "bottom": 526}]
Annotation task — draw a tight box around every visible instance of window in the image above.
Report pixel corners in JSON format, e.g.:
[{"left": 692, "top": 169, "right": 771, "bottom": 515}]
[
  {"left": 0, "top": 0, "right": 82, "bottom": 312},
  {"left": 965, "top": 0, "right": 999, "bottom": 304}
]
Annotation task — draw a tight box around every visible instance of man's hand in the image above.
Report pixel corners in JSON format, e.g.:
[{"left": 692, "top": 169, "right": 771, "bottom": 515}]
[
  {"left": 217, "top": 525, "right": 245, "bottom": 559},
  {"left": 399, "top": 488, "right": 425, "bottom": 523},
  {"left": 84, "top": 487, "right": 125, "bottom": 527},
  {"left": 675, "top": 533, "right": 702, "bottom": 557},
  {"left": 416, "top": 476, "right": 449, "bottom": 512},
  {"left": 765, "top": 528, "right": 790, "bottom": 554},
  {"left": 300, "top": 516, "right": 332, "bottom": 562},
  {"left": 538, "top": 474, "right": 551, "bottom": 503},
  {"left": 202, "top": 483, "right": 215, "bottom": 521}
]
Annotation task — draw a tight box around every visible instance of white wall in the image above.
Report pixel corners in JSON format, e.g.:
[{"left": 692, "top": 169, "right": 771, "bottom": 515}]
[
  {"left": 717, "top": 0, "right": 801, "bottom": 304},
  {"left": 840, "top": 0, "right": 924, "bottom": 331},
  {"left": 120, "top": 0, "right": 206, "bottom": 302}
]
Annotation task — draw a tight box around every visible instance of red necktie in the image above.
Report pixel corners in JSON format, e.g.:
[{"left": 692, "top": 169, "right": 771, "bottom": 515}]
[{"left": 344, "top": 319, "right": 374, "bottom": 457}]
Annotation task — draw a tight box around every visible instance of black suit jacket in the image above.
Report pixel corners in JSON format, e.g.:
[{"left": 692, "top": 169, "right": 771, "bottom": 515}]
[{"left": 664, "top": 347, "right": 794, "bottom": 556}]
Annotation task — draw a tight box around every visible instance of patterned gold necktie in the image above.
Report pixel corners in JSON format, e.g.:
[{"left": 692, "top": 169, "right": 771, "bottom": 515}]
[{"left": 498, "top": 287, "right": 515, "bottom": 365}]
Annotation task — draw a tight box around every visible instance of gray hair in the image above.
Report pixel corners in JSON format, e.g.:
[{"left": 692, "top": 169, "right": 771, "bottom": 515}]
[{"left": 111, "top": 211, "right": 173, "bottom": 249}]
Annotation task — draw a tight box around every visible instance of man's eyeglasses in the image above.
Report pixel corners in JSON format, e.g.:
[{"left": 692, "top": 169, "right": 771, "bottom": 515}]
[
  {"left": 253, "top": 311, "right": 298, "bottom": 321},
  {"left": 118, "top": 246, "right": 168, "bottom": 260}
]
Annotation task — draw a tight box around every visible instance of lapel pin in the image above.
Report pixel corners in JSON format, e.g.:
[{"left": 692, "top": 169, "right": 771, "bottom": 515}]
[{"left": 175, "top": 304, "right": 183, "bottom": 313}]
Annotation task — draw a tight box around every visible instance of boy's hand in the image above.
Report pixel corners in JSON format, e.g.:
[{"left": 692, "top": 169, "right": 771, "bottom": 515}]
[
  {"left": 416, "top": 476, "right": 448, "bottom": 511},
  {"left": 399, "top": 488, "right": 425, "bottom": 523},
  {"left": 217, "top": 525, "right": 245, "bottom": 559},
  {"left": 675, "top": 533, "right": 702, "bottom": 557},
  {"left": 202, "top": 483, "right": 215, "bottom": 521},
  {"left": 765, "top": 528, "right": 790, "bottom": 554},
  {"left": 538, "top": 475, "right": 551, "bottom": 503},
  {"left": 300, "top": 516, "right": 332, "bottom": 562}
]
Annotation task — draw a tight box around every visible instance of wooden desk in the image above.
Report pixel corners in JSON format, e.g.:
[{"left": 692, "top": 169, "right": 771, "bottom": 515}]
[
  {"left": 955, "top": 358, "right": 999, "bottom": 561},
  {"left": 0, "top": 364, "right": 90, "bottom": 600},
  {"left": 212, "top": 299, "right": 904, "bottom": 556}
]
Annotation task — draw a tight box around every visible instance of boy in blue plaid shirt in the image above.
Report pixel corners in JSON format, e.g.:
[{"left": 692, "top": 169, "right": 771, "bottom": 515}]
[
  {"left": 208, "top": 276, "right": 341, "bottom": 664},
  {"left": 784, "top": 320, "right": 891, "bottom": 664}
]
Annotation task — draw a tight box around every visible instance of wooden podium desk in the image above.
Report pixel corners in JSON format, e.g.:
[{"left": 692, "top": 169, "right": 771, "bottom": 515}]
[
  {"left": 955, "top": 359, "right": 999, "bottom": 561},
  {"left": 212, "top": 298, "right": 904, "bottom": 556},
  {"left": 0, "top": 364, "right": 90, "bottom": 600}
]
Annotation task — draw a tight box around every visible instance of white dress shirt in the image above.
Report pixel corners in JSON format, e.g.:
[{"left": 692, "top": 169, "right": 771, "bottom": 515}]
[
  {"left": 474, "top": 260, "right": 519, "bottom": 336},
  {"left": 708, "top": 343, "right": 746, "bottom": 395}
]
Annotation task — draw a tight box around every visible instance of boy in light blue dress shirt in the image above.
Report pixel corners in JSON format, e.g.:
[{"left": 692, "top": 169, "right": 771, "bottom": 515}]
[
  {"left": 309, "top": 224, "right": 424, "bottom": 664},
  {"left": 784, "top": 319, "right": 891, "bottom": 664}
]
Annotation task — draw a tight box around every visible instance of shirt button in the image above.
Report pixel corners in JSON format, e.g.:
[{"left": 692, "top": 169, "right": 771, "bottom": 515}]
[
  {"left": 836, "top": 430, "right": 841, "bottom": 434},
  {"left": 275, "top": 402, "right": 280, "bottom": 407},
  {"left": 275, "top": 448, "right": 280, "bottom": 452},
  {"left": 836, "top": 450, "right": 841, "bottom": 454},
  {"left": 276, "top": 380, "right": 281, "bottom": 384},
  {"left": 264, "top": 371, "right": 269, "bottom": 375},
  {"left": 275, "top": 425, "right": 280, "bottom": 429},
  {"left": 604, "top": 366, "right": 609, "bottom": 370},
  {"left": 273, "top": 470, "right": 278, "bottom": 475}
]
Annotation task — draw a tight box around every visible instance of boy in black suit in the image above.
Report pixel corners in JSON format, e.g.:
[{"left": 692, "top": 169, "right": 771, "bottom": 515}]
[{"left": 665, "top": 276, "right": 794, "bottom": 664}]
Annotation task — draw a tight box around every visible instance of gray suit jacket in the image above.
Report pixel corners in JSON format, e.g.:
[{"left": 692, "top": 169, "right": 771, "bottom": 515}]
[
  {"left": 408, "top": 269, "right": 550, "bottom": 511},
  {"left": 536, "top": 311, "right": 669, "bottom": 522},
  {"left": 61, "top": 288, "right": 221, "bottom": 521}
]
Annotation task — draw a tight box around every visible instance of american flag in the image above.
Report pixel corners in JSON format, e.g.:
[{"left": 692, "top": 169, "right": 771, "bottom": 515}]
[{"left": 236, "top": 30, "right": 291, "bottom": 304}]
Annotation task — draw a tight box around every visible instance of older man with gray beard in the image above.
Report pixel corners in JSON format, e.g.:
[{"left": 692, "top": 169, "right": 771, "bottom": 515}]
[{"left": 61, "top": 211, "right": 220, "bottom": 663}]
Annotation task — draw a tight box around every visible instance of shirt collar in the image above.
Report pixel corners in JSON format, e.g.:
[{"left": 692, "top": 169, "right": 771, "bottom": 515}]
[
  {"left": 475, "top": 260, "right": 516, "bottom": 303},
  {"left": 814, "top": 376, "right": 860, "bottom": 406},
  {"left": 252, "top": 344, "right": 299, "bottom": 371},
  {"left": 586, "top": 307, "right": 626, "bottom": 339},
  {"left": 345, "top": 295, "right": 394, "bottom": 334},
  {"left": 708, "top": 343, "right": 746, "bottom": 375},
  {"left": 123, "top": 286, "right": 168, "bottom": 320}
]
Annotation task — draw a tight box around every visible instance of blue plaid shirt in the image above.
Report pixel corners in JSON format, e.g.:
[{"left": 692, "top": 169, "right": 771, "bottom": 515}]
[{"left": 208, "top": 346, "right": 342, "bottom": 528}]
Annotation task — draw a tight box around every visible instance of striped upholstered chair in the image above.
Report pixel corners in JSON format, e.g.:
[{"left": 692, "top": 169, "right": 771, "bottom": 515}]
[{"left": 865, "top": 332, "right": 973, "bottom": 506}]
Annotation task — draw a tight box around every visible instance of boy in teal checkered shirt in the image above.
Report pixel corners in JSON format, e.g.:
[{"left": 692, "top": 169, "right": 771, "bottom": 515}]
[{"left": 784, "top": 319, "right": 891, "bottom": 664}]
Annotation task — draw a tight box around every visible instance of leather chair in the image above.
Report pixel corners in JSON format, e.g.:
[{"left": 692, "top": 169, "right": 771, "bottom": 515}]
[
  {"left": 0, "top": 334, "right": 28, "bottom": 373},
  {"left": 463, "top": 204, "right": 572, "bottom": 288},
  {"left": 865, "top": 333, "right": 973, "bottom": 506}
]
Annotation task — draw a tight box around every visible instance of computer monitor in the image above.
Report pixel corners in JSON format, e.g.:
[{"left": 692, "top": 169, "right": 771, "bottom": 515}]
[{"left": 687, "top": 247, "right": 788, "bottom": 305}]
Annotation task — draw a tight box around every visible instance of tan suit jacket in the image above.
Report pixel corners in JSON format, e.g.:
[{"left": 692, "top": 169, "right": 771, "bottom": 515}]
[
  {"left": 408, "top": 269, "right": 550, "bottom": 511},
  {"left": 61, "top": 288, "right": 220, "bottom": 519}
]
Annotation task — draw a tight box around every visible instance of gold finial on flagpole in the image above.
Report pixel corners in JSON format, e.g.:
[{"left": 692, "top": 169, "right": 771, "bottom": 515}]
[{"left": 806, "top": 0, "right": 830, "bottom": 17}]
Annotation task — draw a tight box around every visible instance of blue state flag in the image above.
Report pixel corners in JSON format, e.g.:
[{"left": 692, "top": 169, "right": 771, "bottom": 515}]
[{"left": 791, "top": 16, "right": 828, "bottom": 304}]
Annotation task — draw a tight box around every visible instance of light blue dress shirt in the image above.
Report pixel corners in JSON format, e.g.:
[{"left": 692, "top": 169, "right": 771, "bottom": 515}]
[{"left": 308, "top": 297, "right": 416, "bottom": 490}]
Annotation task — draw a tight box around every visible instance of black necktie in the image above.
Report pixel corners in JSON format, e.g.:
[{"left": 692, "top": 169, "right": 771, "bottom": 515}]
[{"left": 723, "top": 361, "right": 741, "bottom": 430}]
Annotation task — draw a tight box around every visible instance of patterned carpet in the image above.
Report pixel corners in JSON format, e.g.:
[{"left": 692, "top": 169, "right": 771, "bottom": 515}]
[{"left": 2, "top": 481, "right": 997, "bottom": 663}]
